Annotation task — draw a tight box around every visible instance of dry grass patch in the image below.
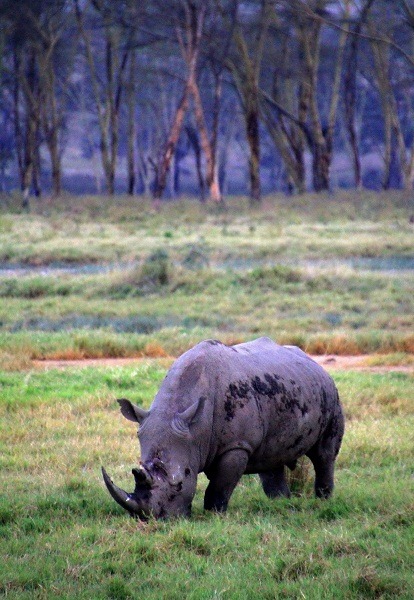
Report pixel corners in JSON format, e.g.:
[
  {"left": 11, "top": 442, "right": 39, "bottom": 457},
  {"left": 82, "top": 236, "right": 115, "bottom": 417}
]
[
  {"left": 362, "top": 353, "right": 414, "bottom": 367},
  {"left": 0, "top": 350, "right": 33, "bottom": 371}
]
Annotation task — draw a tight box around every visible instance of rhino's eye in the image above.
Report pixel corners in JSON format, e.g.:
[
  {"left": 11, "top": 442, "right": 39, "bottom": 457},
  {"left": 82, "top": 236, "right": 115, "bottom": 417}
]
[{"left": 152, "top": 458, "right": 168, "bottom": 476}]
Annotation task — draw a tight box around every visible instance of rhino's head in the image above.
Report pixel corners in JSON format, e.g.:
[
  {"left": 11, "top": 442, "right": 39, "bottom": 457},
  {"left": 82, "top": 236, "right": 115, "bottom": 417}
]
[{"left": 102, "top": 396, "right": 204, "bottom": 520}]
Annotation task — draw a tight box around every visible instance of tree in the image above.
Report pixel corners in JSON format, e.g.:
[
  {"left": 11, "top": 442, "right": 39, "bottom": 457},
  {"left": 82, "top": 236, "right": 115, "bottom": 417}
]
[
  {"left": 153, "top": 0, "right": 224, "bottom": 204},
  {"left": 342, "top": 0, "right": 375, "bottom": 189},
  {"left": 1, "top": 0, "right": 72, "bottom": 203},
  {"left": 260, "top": 8, "right": 309, "bottom": 194},
  {"left": 74, "top": 0, "right": 137, "bottom": 194},
  {"left": 366, "top": 0, "right": 414, "bottom": 189},
  {"left": 226, "top": 0, "right": 272, "bottom": 204},
  {"left": 296, "top": 0, "right": 350, "bottom": 192},
  {"left": 261, "top": 0, "right": 350, "bottom": 192}
]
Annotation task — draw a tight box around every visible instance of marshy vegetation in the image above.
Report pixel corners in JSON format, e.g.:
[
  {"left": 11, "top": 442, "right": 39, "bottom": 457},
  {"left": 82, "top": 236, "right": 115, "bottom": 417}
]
[
  {"left": 0, "top": 191, "right": 413, "bottom": 598},
  {"left": 0, "top": 191, "right": 413, "bottom": 366}
]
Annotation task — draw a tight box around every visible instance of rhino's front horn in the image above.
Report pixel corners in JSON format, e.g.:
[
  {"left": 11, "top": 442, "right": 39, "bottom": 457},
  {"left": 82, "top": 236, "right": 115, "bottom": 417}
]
[{"left": 101, "top": 467, "right": 142, "bottom": 515}]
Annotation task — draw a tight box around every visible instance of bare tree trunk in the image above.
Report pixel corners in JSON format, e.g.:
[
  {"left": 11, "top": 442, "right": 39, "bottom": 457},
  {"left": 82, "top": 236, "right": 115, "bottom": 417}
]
[
  {"left": 369, "top": 34, "right": 393, "bottom": 189},
  {"left": 312, "top": 142, "right": 331, "bottom": 192},
  {"left": 391, "top": 92, "right": 414, "bottom": 190},
  {"left": 49, "top": 126, "right": 61, "bottom": 197},
  {"left": 263, "top": 107, "right": 306, "bottom": 194},
  {"left": 75, "top": 0, "right": 111, "bottom": 193},
  {"left": 210, "top": 70, "right": 222, "bottom": 199},
  {"left": 229, "top": 0, "right": 272, "bottom": 204},
  {"left": 153, "top": 86, "right": 190, "bottom": 204},
  {"left": 367, "top": 8, "right": 414, "bottom": 191},
  {"left": 21, "top": 48, "right": 40, "bottom": 207},
  {"left": 127, "top": 49, "right": 136, "bottom": 195},
  {"left": 183, "top": 1, "right": 222, "bottom": 204},
  {"left": 189, "top": 78, "right": 222, "bottom": 203},
  {"left": 40, "top": 39, "right": 62, "bottom": 198},
  {"left": 246, "top": 106, "right": 261, "bottom": 203},
  {"left": 12, "top": 48, "right": 24, "bottom": 191},
  {"left": 106, "top": 36, "right": 116, "bottom": 195},
  {"left": 32, "top": 140, "right": 42, "bottom": 198},
  {"left": 289, "top": 82, "right": 309, "bottom": 194},
  {"left": 344, "top": 38, "right": 362, "bottom": 188},
  {"left": 218, "top": 104, "right": 237, "bottom": 194},
  {"left": 382, "top": 104, "right": 392, "bottom": 190},
  {"left": 186, "top": 124, "right": 205, "bottom": 200},
  {"left": 260, "top": 57, "right": 308, "bottom": 195},
  {"left": 403, "top": 152, "right": 414, "bottom": 190}
]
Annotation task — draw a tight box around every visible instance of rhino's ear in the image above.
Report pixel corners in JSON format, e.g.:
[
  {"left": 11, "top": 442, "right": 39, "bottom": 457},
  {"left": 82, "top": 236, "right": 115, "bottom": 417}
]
[
  {"left": 172, "top": 396, "right": 205, "bottom": 436},
  {"left": 117, "top": 399, "right": 149, "bottom": 424}
]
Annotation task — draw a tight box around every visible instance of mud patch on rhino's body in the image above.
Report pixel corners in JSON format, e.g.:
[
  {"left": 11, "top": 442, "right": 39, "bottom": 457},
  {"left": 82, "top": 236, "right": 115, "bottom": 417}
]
[
  {"left": 224, "top": 397, "right": 237, "bottom": 420},
  {"left": 224, "top": 380, "right": 251, "bottom": 420},
  {"left": 251, "top": 373, "right": 304, "bottom": 413},
  {"left": 251, "top": 373, "right": 283, "bottom": 397}
]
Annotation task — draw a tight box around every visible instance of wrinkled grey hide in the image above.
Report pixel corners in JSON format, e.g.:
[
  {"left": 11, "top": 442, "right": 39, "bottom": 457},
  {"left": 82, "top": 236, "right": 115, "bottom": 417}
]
[{"left": 102, "top": 337, "right": 344, "bottom": 519}]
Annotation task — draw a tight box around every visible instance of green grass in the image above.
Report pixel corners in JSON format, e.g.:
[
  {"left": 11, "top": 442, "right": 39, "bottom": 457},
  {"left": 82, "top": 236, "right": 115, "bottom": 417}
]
[{"left": 0, "top": 363, "right": 413, "bottom": 599}]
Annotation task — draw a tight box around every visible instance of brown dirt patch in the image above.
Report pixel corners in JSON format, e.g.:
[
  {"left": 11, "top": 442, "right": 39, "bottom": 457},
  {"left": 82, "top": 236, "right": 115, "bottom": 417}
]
[
  {"left": 32, "top": 355, "right": 413, "bottom": 373},
  {"left": 312, "top": 355, "right": 413, "bottom": 373}
]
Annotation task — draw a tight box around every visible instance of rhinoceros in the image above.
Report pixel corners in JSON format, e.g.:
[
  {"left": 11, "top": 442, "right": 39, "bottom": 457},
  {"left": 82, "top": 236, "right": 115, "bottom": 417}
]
[{"left": 102, "top": 337, "right": 344, "bottom": 519}]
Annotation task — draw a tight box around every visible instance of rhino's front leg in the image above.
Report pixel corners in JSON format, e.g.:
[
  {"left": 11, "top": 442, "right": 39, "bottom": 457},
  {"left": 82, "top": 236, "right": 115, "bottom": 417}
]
[{"left": 204, "top": 449, "right": 249, "bottom": 512}]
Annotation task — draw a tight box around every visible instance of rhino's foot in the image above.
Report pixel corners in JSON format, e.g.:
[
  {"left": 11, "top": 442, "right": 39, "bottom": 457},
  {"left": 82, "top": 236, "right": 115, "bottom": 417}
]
[
  {"left": 204, "top": 489, "right": 229, "bottom": 512},
  {"left": 315, "top": 484, "right": 333, "bottom": 499},
  {"left": 259, "top": 467, "right": 291, "bottom": 499},
  {"left": 307, "top": 449, "right": 335, "bottom": 499}
]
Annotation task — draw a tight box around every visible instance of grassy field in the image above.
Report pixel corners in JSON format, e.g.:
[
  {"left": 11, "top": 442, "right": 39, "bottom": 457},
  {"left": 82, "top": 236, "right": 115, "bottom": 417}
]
[
  {"left": 0, "top": 362, "right": 413, "bottom": 599},
  {"left": 0, "top": 191, "right": 413, "bottom": 598}
]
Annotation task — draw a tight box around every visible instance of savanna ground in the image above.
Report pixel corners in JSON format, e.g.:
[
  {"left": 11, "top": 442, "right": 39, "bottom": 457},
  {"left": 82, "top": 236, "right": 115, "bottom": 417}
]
[{"left": 0, "top": 191, "right": 413, "bottom": 598}]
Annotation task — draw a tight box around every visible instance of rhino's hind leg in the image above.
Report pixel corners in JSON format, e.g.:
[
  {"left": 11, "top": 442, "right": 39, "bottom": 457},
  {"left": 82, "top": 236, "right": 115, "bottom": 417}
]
[
  {"left": 307, "top": 452, "right": 335, "bottom": 499},
  {"left": 307, "top": 410, "right": 344, "bottom": 499},
  {"left": 260, "top": 467, "right": 291, "bottom": 499},
  {"left": 204, "top": 449, "right": 249, "bottom": 512}
]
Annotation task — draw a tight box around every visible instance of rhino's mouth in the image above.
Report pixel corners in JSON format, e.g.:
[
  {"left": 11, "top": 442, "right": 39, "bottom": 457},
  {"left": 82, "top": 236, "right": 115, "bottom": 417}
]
[
  {"left": 102, "top": 465, "right": 192, "bottom": 520},
  {"left": 102, "top": 467, "right": 152, "bottom": 520}
]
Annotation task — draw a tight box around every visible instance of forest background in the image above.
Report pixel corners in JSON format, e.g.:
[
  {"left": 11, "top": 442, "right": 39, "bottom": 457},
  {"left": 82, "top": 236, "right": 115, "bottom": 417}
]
[{"left": 1, "top": 0, "right": 414, "bottom": 207}]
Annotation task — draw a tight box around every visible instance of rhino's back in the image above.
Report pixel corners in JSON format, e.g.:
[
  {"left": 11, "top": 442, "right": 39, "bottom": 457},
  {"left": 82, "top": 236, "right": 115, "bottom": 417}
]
[
  {"left": 211, "top": 337, "right": 332, "bottom": 396},
  {"left": 202, "top": 338, "right": 341, "bottom": 470}
]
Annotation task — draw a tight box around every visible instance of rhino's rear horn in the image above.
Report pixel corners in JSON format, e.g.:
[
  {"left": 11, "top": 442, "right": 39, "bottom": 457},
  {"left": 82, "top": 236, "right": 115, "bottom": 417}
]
[
  {"left": 132, "top": 467, "right": 153, "bottom": 487},
  {"left": 101, "top": 467, "right": 142, "bottom": 516}
]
